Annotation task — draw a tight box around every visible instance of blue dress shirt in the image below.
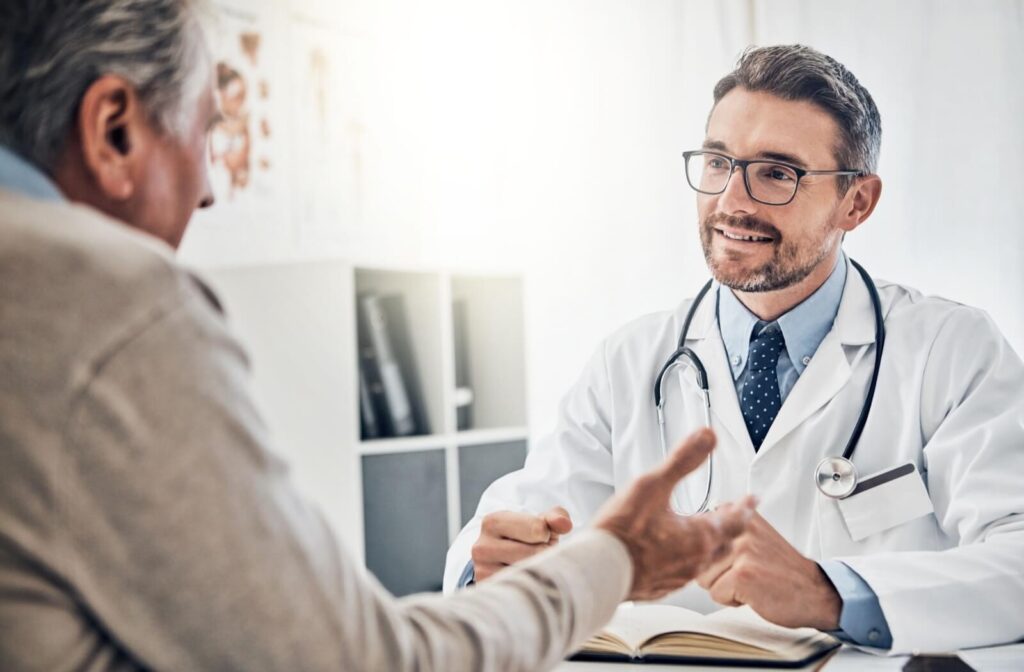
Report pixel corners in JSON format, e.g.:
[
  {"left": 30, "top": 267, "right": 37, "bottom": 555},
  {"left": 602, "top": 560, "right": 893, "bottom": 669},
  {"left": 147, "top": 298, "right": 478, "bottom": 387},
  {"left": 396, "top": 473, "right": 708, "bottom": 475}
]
[
  {"left": 0, "top": 145, "right": 64, "bottom": 202},
  {"left": 456, "top": 559, "right": 475, "bottom": 588},
  {"left": 717, "top": 252, "right": 892, "bottom": 649}
]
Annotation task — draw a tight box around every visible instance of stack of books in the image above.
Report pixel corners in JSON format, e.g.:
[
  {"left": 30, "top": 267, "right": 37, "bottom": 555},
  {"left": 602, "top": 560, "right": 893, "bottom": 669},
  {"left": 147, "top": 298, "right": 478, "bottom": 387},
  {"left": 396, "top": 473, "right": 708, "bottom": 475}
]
[{"left": 357, "top": 293, "right": 429, "bottom": 440}]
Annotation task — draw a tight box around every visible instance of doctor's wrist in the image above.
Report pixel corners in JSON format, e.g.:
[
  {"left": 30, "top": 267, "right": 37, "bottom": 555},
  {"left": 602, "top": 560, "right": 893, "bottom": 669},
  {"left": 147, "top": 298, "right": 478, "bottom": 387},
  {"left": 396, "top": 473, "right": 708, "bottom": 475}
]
[{"left": 807, "top": 563, "right": 842, "bottom": 631}]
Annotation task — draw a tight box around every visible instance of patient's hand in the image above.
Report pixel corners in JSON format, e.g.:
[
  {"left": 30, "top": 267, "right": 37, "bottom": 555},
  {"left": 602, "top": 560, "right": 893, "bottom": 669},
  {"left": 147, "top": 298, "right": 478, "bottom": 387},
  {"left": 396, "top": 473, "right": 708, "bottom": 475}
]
[{"left": 593, "top": 428, "right": 756, "bottom": 601}]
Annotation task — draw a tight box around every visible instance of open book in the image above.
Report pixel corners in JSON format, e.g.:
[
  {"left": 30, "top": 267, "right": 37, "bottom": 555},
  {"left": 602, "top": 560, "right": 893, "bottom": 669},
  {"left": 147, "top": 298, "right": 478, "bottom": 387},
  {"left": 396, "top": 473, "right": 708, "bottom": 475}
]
[{"left": 573, "top": 604, "right": 840, "bottom": 668}]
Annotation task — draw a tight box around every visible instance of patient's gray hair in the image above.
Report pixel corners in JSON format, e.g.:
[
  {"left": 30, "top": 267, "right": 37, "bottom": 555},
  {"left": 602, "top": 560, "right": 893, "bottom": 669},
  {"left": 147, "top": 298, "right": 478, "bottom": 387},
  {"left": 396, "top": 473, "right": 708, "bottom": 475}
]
[
  {"left": 712, "top": 45, "right": 882, "bottom": 193},
  {"left": 0, "top": 0, "right": 211, "bottom": 170}
]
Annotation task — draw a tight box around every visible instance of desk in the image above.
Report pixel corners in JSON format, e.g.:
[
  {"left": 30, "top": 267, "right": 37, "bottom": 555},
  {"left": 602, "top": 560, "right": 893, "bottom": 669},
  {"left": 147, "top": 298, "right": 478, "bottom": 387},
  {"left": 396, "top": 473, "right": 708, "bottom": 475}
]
[{"left": 557, "top": 643, "right": 1024, "bottom": 672}]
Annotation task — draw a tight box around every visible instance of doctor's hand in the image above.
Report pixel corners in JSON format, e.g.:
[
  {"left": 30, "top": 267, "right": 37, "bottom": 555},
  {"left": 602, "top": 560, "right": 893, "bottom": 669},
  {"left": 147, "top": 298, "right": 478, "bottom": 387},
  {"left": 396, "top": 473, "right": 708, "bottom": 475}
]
[
  {"left": 471, "top": 506, "right": 575, "bottom": 583},
  {"left": 593, "top": 428, "right": 758, "bottom": 601},
  {"left": 696, "top": 511, "right": 841, "bottom": 631}
]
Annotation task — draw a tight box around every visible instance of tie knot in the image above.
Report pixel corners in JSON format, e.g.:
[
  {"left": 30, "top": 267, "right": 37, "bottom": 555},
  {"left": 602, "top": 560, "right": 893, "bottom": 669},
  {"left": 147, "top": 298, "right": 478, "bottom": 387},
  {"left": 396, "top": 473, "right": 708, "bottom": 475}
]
[{"left": 748, "top": 323, "right": 785, "bottom": 372}]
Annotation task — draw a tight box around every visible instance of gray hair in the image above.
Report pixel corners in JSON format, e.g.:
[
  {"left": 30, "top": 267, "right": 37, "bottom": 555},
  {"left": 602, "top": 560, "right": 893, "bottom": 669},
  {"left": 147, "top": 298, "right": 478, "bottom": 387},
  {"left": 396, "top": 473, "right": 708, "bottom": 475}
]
[
  {"left": 0, "top": 0, "right": 211, "bottom": 171},
  {"left": 712, "top": 45, "right": 882, "bottom": 193}
]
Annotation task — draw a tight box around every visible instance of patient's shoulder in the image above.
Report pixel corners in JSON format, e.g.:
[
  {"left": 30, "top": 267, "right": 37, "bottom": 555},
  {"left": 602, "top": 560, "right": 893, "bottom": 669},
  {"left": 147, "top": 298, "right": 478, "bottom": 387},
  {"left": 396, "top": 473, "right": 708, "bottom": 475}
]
[{"left": 0, "top": 192, "right": 222, "bottom": 387}]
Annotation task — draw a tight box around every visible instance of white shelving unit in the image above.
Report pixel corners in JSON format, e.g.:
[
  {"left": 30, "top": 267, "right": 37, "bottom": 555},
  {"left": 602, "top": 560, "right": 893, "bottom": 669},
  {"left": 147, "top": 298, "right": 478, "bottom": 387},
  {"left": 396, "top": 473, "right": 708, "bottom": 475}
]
[{"left": 203, "top": 260, "right": 528, "bottom": 596}]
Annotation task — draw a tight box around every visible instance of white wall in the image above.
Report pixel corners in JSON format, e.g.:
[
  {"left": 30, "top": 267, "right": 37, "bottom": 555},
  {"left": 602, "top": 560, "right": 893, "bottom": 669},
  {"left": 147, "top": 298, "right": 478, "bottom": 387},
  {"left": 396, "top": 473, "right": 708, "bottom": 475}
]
[{"left": 181, "top": 0, "right": 1024, "bottom": 462}]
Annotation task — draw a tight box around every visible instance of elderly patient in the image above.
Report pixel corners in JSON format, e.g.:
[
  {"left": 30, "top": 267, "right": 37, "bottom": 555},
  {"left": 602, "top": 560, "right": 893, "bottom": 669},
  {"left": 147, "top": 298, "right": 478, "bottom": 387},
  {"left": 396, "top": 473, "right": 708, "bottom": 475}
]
[{"left": 0, "top": 1, "right": 754, "bottom": 670}]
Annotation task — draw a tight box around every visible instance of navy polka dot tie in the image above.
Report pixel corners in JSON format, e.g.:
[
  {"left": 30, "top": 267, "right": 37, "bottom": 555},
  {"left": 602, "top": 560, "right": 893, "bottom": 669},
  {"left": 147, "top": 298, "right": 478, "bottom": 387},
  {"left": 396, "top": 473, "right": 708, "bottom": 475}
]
[{"left": 741, "top": 322, "right": 786, "bottom": 451}]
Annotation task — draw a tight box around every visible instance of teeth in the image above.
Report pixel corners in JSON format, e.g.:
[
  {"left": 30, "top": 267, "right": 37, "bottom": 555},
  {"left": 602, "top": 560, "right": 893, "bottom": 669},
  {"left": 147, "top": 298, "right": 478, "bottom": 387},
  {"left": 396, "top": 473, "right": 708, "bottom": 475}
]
[{"left": 721, "top": 230, "right": 771, "bottom": 242}]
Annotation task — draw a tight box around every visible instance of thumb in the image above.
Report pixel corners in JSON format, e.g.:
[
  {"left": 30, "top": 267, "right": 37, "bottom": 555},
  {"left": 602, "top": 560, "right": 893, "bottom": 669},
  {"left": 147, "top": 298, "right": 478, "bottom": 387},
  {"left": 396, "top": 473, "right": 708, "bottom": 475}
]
[
  {"left": 652, "top": 428, "right": 716, "bottom": 497},
  {"left": 542, "top": 506, "right": 573, "bottom": 535}
]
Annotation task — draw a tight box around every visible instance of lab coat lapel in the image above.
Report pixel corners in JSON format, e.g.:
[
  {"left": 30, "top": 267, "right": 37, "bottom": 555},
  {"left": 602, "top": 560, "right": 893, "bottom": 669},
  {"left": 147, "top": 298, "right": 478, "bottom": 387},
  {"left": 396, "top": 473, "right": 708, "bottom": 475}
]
[
  {"left": 683, "top": 289, "right": 755, "bottom": 453},
  {"left": 756, "top": 261, "right": 878, "bottom": 456}
]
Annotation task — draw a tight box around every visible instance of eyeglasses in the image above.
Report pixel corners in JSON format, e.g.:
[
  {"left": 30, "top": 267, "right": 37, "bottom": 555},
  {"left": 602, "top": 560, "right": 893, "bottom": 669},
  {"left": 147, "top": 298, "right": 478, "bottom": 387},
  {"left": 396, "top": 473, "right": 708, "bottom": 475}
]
[{"left": 682, "top": 150, "right": 864, "bottom": 206}]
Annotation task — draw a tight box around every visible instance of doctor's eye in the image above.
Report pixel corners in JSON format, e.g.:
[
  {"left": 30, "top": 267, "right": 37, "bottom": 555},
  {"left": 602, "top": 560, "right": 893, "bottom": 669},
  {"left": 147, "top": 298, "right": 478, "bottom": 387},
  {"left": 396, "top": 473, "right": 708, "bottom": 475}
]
[
  {"left": 758, "top": 164, "right": 798, "bottom": 183},
  {"left": 705, "top": 155, "right": 730, "bottom": 171}
]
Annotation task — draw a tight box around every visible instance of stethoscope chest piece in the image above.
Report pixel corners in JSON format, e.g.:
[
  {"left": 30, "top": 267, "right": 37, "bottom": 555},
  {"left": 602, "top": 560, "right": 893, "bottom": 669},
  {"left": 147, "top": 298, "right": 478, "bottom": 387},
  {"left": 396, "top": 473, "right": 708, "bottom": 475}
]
[{"left": 815, "top": 456, "right": 858, "bottom": 499}]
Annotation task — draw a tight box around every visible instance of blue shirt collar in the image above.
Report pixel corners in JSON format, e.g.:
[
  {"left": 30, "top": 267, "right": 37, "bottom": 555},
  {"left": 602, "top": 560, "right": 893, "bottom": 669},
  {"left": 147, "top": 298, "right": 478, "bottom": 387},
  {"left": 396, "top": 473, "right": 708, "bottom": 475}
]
[
  {"left": 0, "top": 145, "right": 65, "bottom": 202},
  {"left": 718, "top": 251, "right": 848, "bottom": 379}
]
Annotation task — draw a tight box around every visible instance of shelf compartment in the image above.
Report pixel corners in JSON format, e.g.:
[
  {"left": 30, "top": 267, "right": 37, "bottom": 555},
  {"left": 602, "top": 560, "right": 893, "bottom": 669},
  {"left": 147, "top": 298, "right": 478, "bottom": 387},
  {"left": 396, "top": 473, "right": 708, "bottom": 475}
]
[
  {"left": 362, "top": 449, "right": 449, "bottom": 596},
  {"left": 450, "top": 275, "right": 527, "bottom": 432},
  {"left": 356, "top": 268, "right": 445, "bottom": 440}
]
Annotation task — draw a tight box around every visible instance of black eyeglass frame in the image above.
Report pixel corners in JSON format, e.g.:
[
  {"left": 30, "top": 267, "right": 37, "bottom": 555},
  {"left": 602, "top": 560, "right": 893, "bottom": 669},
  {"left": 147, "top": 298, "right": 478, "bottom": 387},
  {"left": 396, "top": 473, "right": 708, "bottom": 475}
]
[{"left": 681, "top": 150, "right": 865, "bottom": 206}]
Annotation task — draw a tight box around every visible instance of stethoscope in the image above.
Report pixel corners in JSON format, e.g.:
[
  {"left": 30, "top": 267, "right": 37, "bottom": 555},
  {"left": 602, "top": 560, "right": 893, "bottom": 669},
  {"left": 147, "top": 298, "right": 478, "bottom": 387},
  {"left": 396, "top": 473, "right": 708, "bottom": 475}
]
[{"left": 653, "top": 259, "right": 886, "bottom": 514}]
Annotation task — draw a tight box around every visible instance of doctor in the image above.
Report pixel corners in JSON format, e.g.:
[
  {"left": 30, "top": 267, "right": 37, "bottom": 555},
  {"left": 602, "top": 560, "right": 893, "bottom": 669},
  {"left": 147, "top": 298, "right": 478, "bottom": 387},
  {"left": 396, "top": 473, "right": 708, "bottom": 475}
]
[{"left": 444, "top": 44, "right": 1024, "bottom": 654}]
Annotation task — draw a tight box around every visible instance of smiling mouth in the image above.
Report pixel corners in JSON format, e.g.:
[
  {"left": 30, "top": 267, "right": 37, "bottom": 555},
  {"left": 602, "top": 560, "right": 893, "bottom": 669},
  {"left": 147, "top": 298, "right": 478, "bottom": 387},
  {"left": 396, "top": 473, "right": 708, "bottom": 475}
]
[{"left": 715, "top": 228, "right": 774, "bottom": 243}]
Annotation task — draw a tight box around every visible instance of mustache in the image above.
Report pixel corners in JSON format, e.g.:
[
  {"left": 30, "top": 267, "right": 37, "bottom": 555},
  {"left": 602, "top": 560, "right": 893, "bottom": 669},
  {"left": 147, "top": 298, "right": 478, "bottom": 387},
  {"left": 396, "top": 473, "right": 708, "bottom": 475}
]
[{"left": 703, "top": 213, "right": 781, "bottom": 240}]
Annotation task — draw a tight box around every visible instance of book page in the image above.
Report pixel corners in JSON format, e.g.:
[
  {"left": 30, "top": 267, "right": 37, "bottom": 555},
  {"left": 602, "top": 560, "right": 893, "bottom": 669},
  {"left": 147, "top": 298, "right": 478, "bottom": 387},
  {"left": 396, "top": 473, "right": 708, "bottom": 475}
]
[
  {"left": 702, "top": 605, "right": 836, "bottom": 656},
  {"left": 597, "top": 603, "right": 709, "bottom": 652},
  {"left": 593, "top": 604, "right": 836, "bottom": 659}
]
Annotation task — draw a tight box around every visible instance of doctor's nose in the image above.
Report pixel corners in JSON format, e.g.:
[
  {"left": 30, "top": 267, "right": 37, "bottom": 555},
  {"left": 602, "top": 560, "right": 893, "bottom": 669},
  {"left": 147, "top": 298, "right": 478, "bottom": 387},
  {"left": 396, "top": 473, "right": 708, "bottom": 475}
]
[{"left": 715, "top": 166, "right": 758, "bottom": 217}]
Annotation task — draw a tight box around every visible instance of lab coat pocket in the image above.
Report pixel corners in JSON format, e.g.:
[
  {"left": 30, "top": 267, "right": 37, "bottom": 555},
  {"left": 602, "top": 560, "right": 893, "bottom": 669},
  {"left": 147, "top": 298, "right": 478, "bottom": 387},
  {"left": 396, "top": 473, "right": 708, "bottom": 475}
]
[{"left": 836, "top": 463, "right": 934, "bottom": 542}]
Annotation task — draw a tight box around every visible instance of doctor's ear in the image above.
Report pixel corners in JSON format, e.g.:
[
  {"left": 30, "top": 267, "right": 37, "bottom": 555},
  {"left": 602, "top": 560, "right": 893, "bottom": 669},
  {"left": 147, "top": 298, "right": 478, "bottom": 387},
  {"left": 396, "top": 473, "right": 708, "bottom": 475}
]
[
  {"left": 837, "top": 174, "right": 883, "bottom": 233},
  {"left": 74, "top": 74, "right": 148, "bottom": 202}
]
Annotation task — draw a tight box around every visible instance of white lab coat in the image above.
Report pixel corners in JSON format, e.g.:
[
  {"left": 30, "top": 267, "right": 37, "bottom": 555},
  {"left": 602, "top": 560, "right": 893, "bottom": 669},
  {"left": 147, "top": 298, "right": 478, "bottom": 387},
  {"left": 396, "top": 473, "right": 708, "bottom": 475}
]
[{"left": 444, "top": 258, "right": 1024, "bottom": 654}]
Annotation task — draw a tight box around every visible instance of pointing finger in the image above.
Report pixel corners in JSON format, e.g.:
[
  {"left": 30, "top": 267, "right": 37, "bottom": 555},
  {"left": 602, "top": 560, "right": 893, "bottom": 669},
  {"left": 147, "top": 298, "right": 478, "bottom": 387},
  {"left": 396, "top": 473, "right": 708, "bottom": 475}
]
[{"left": 652, "top": 428, "right": 716, "bottom": 497}]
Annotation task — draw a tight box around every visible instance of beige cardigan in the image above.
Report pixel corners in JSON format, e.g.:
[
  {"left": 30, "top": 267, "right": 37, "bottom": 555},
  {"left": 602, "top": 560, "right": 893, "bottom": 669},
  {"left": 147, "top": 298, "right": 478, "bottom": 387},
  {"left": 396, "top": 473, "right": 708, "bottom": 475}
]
[{"left": 0, "top": 190, "right": 631, "bottom": 671}]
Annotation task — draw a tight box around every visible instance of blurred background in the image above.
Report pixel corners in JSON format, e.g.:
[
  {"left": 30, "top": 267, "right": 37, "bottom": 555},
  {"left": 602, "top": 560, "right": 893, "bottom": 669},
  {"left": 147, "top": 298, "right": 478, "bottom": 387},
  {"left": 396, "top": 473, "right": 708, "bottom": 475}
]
[{"left": 180, "top": 0, "right": 1024, "bottom": 595}]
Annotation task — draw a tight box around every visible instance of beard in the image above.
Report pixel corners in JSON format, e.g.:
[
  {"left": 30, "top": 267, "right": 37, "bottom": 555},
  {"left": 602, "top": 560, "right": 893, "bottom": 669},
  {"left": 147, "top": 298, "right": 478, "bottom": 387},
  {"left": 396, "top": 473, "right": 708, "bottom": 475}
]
[{"left": 699, "top": 212, "right": 835, "bottom": 293}]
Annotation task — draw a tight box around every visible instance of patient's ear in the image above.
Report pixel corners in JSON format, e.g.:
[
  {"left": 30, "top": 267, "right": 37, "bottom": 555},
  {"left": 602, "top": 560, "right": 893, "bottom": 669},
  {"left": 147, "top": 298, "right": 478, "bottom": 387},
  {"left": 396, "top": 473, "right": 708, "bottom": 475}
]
[{"left": 74, "top": 74, "right": 149, "bottom": 201}]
